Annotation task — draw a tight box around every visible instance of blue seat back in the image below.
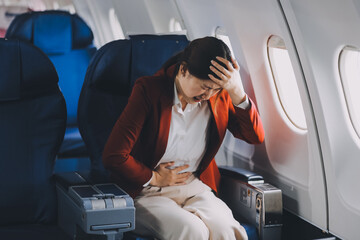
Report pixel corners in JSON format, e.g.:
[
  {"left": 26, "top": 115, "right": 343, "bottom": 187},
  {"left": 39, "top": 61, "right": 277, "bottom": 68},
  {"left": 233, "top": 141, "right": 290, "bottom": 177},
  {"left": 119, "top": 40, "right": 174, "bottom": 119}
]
[
  {"left": 78, "top": 34, "right": 189, "bottom": 176},
  {"left": 78, "top": 34, "right": 259, "bottom": 240},
  {"left": 0, "top": 38, "right": 66, "bottom": 225},
  {"left": 6, "top": 10, "right": 96, "bottom": 126}
]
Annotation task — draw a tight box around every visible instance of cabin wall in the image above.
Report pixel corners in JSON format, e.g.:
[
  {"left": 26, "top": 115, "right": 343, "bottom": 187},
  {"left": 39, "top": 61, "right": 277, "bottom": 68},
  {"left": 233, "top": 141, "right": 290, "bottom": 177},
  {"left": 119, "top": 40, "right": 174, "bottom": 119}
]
[
  {"left": 2, "top": 0, "right": 360, "bottom": 239},
  {"left": 145, "top": 0, "right": 183, "bottom": 34},
  {"left": 281, "top": 0, "right": 360, "bottom": 238},
  {"left": 174, "top": 0, "right": 224, "bottom": 40},
  {"left": 139, "top": 0, "right": 330, "bottom": 232},
  {"left": 213, "top": 0, "right": 328, "bottom": 231}
]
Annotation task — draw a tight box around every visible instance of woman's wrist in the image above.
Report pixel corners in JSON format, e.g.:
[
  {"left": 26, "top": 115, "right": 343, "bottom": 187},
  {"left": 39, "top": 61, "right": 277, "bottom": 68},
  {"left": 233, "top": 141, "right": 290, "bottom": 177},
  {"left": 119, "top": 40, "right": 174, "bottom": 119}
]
[
  {"left": 149, "top": 170, "right": 158, "bottom": 186},
  {"left": 227, "top": 85, "right": 246, "bottom": 105}
]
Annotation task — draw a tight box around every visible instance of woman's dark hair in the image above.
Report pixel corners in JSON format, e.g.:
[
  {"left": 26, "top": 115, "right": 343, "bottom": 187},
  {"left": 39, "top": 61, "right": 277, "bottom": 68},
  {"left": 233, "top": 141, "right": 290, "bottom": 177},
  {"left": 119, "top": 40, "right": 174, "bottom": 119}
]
[{"left": 163, "top": 36, "right": 232, "bottom": 80}]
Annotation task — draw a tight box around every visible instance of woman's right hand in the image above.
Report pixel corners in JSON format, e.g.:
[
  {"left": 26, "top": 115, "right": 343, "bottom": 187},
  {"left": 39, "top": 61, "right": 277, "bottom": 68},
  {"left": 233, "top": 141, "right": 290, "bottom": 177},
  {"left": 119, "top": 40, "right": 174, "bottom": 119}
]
[{"left": 150, "top": 162, "right": 191, "bottom": 187}]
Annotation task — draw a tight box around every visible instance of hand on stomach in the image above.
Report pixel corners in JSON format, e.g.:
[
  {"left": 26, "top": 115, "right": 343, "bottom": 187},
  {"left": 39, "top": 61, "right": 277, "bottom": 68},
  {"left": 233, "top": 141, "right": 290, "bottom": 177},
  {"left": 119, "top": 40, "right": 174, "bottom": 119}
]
[{"left": 150, "top": 161, "right": 191, "bottom": 187}]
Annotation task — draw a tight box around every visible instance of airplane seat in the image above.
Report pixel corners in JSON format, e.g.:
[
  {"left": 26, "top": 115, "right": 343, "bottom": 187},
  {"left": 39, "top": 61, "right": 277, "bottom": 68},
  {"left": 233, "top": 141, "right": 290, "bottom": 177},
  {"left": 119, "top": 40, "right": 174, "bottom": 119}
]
[
  {"left": 77, "top": 34, "right": 189, "bottom": 181},
  {"left": 77, "top": 34, "right": 188, "bottom": 239},
  {"left": 78, "top": 34, "right": 266, "bottom": 240},
  {"left": 124, "top": 35, "right": 262, "bottom": 240},
  {"left": 5, "top": 10, "right": 97, "bottom": 165},
  {"left": 0, "top": 38, "right": 69, "bottom": 239},
  {"left": 77, "top": 39, "right": 132, "bottom": 179}
]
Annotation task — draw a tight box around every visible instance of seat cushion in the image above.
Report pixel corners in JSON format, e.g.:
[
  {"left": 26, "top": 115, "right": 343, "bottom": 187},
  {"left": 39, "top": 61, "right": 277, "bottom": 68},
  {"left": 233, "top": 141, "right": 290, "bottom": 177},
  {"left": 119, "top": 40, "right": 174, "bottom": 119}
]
[
  {"left": 5, "top": 10, "right": 96, "bottom": 160},
  {"left": 0, "top": 224, "right": 71, "bottom": 240},
  {"left": 242, "top": 223, "right": 259, "bottom": 240},
  {"left": 58, "top": 127, "right": 88, "bottom": 158},
  {"left": 124, "top": 223, "right": 258, "bottom": 240},
  {"left": 50, "top": 48, "right": 96, "bottom": 125}
]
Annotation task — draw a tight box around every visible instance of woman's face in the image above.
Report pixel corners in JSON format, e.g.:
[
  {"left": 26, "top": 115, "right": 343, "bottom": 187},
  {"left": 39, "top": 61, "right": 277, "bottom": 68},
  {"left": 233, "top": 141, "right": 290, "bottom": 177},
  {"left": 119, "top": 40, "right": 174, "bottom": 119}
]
[{"left": 176, "top": 65, "right": 222, "bottom": 105}]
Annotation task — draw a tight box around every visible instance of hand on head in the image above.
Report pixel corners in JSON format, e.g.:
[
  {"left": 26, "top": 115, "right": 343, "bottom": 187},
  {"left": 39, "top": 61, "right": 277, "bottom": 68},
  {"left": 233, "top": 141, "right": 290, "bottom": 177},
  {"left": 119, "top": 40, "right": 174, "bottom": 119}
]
[{"left": 208, "top": 57, "right": 247, "bottom": 105}]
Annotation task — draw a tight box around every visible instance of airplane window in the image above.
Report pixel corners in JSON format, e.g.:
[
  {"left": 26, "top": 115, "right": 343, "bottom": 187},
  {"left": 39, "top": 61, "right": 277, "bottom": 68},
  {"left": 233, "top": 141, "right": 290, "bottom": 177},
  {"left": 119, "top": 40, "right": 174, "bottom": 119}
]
[
  {"left": 52, "top": 2, "right": 75, "bottom": 13},
  {"left": 215, "top": 26, "right": 235, "bottom": 57},
  {"left": 43, "top": 0, "right": 75, "bottom": 13},
  {"left": 169, "top": 17, "right": 183, "bottom": 32},
  {"left": 339, "top": 46, "right": 360, "bottom": 138},
  {"left": 0, "top": 5, "right": 32, "bottom": 37},
  {"left": 267, "top": 35, "right": 307, "bottom": 130},
  {"left": 109, "top": 8, "right": 125, "bottom": 39}
]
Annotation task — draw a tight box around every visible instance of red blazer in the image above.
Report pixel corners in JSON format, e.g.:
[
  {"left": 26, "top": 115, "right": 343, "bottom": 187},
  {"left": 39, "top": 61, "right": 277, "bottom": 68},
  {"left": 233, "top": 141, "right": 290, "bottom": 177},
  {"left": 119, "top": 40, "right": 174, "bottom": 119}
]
[{"left": 103, "top": 66, "right": 265, "bottom": 198}]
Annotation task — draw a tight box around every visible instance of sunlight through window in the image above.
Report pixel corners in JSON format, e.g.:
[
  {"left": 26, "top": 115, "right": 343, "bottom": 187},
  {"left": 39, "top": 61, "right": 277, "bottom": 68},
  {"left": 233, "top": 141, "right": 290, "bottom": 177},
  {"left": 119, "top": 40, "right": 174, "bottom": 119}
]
[
  {"left": 215, "top": 27, "right": 235, "bottom": 57},
  {"left": 169, "top": 18, "right": 183, "bottom": 32},
  {"left": 268, "top": 35, "right": 307, "bottom": 130},
  {"left": 339, "top": 46, "right": 360, "bottom": 138},
  {"left": 109, "top": 8, "right": 125, "bottom": 40}
]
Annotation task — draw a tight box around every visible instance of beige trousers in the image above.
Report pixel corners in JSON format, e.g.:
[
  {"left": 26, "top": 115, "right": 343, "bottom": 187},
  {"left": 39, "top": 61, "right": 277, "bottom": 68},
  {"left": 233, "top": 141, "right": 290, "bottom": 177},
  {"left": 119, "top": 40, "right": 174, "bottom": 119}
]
[{"left": 133, "top": 175, "right": 248, "bottom": 240}]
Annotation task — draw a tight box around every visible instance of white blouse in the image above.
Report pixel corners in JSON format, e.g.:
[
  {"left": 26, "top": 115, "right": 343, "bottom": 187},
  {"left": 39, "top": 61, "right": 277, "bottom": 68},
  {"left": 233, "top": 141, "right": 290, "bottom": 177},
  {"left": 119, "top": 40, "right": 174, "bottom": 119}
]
[
  {"left": 155, "top": 83, "right": 211, "bottom": 173},
  {"left": 144, "top": 83, "right": 250, "bottom": 186}
]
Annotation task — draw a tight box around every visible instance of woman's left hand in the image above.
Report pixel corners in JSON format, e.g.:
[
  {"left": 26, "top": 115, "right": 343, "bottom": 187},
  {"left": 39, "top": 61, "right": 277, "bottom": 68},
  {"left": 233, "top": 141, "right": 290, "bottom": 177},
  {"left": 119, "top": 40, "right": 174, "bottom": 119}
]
[{"left": 208, "top": 56, "right": 247, "bottom": 105}]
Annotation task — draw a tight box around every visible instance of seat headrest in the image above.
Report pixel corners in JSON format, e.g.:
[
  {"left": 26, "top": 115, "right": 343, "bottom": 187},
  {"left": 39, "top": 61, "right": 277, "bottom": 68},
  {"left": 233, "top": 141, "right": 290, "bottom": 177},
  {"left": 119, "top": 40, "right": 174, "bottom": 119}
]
[
  {"left": 86, "top": 35, "right": 189, "bottom": 96},
  {"left": 87, "top": 39, "right": 132, "bottom": 96},
  {"left": 129, "top": 34, "right": 189, "bottom": 83},
  {"left": 5, "top": 10, "right": 94, "bottom": 54},
  {"left": 0, "top": 38, "right": 58, "bottom": 101}
]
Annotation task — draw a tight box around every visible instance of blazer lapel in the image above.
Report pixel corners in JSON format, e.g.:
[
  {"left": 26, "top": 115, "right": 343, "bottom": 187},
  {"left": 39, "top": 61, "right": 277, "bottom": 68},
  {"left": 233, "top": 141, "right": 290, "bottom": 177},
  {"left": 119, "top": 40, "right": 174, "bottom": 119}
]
[
  {"left": 152, "top": 74, "right": 174, "bottom": 169},
  {"left": 209, "top": 97, "right": 222, "bottom": 138},
  {"left": 198, "top": 97, "right": 222, "bottom": 173}
]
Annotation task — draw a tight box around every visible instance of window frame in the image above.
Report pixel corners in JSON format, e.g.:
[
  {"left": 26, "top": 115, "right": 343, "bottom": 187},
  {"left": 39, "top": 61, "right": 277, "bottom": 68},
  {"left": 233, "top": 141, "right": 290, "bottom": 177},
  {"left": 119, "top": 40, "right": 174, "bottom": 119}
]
[
  {"left": 267, "top": 35, "right": 307, "bottom": 130},
  {"left": 338, "top": 45, "right": 360, "bottom": 138}
]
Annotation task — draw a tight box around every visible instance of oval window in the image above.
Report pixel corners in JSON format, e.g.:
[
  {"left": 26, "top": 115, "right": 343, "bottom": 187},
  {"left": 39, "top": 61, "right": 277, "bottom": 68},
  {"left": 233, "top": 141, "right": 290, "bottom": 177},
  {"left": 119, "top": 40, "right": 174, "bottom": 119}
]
[
  {"left": 267, "top": 35, "right": 307, "bottom": 130},
  {"left": 215, "top": 26, "right": 235, "bottom": 57},
  {"left": 339, "top": 46, "right": 360, "bottom": 138},
  {"left": 109, "top": 8, "right": 125, "bottom": 39},
  {"left": 169, "top": 18, "right": 183, "bottom": 32}
]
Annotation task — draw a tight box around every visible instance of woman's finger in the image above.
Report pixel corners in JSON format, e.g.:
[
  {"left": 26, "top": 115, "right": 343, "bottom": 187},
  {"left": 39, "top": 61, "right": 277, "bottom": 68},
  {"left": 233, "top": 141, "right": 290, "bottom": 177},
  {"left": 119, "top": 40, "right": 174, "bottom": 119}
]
[
  {"left": 173, "top": 182, "right": 187, "bottom": 186},
  {"left": 175, "top": 176, "right": 189, "bottom": 184},
  {"left": 209, "top": 65, "right": 226, "bottom": 80},
  {"left": 162, "top": 161, "right": 175, "bottom": 169},
  {"left": 231, "top": 57, "right": 240, "bottom": 70},
  {"left": 174, "top": 164, "right": 189, "bottom": 173},
  {"left": 174, "top": 173, "right": 191, "bottom": 184},
  {"left": 208, "top": 73, "right": 223, "bottom": 86},
  {"left": 177, "top": 172, "right": 191, "bottom": 178},
  {"left": 162, "top": 161, "right": 174, "bottom": 166},
  {"left": 216, "top": 56, "right": 234, "bottom": 71},
  {"left": 210, "top": 60, "right": 230, "bottom": 78}
]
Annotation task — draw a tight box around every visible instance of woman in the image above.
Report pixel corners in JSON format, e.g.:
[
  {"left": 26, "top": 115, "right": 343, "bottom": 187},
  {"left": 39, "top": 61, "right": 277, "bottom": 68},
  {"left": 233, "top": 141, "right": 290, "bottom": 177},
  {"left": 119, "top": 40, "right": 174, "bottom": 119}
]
[{"left": 103, "top": 36, "right": 264, "bottom": 240}]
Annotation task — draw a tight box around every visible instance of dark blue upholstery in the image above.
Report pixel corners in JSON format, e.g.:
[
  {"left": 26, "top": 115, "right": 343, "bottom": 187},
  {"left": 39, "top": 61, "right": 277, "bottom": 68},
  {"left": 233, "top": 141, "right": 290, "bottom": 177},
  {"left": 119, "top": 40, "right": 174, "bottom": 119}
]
[
  {"left": 129, "top": 34, "right": 189, "bottom": 84},
  {"left": 6, "top": 10, "right": 96, "bottom": 160},
  {"left": 78, "top": 35, "right": 189, "bottom": 178},
  {"left": 124, "top": 223, "right": 258, "bottom": 240},
  {"left": 243, "top": 223, "right": 259, "bottom": 240},
  {"left": 0, "top": 38, "right": 69, "bottom": 239},
  {"left": 78, "top": 39, "right": 131, "bottom": 177},
  {"left": 0, "top": 225, "right": 70, "bottom": 240},
  {"left": 77, "top": 34, "right": 189, "bottom": 239},
  {"left": 78, "top": 34, "right": 258, "bottom": 239}
]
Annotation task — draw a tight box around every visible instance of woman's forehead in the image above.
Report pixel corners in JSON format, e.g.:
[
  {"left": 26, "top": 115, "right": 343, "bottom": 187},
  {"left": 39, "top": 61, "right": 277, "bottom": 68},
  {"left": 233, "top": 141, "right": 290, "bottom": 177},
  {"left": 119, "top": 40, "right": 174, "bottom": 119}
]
[
  {"left": 186, "top": 70, "right": 221, "bottom": 89},
  {"left": 199, "top": 78, "right": 221, "bottom": 89}
]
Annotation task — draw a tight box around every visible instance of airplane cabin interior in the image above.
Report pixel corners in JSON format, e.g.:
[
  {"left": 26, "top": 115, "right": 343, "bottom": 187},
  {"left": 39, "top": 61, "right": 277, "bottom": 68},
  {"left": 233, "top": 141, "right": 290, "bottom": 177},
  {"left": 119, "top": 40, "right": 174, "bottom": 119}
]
[{"left": 1, "top": 0, "right": 360, "bottom": 240}]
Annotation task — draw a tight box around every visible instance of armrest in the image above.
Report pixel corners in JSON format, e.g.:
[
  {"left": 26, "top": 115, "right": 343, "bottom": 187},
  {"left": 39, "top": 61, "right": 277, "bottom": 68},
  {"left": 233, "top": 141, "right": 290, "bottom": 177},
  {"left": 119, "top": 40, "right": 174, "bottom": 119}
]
[
  {"left": 219, "top": 166, "right": 282, "bottom": 240},
  {"left": 218, "top": 166, "right": 264, "bottom": 184},
  {"left": 76, "top": 170, "right": 110, "bottom": 184},
  {"left": 55, "top": 170, "right": 110, "bottom": 190},
  {"left": 55, "top": 172, "right": 88, "bottom": 190},
  {"left": 55, "top": 171, "right": 135, "bottom": 239}
]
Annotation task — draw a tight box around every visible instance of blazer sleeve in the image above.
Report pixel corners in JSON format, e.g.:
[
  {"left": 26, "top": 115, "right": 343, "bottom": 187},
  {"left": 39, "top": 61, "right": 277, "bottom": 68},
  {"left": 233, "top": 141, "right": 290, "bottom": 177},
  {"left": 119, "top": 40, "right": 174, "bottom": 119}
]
[
  {"left": 227, "top": 97, "right": 265, "bottom": 144},
  {"left": 102, "top": 79, "right": 153, "bottom": 186}
]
